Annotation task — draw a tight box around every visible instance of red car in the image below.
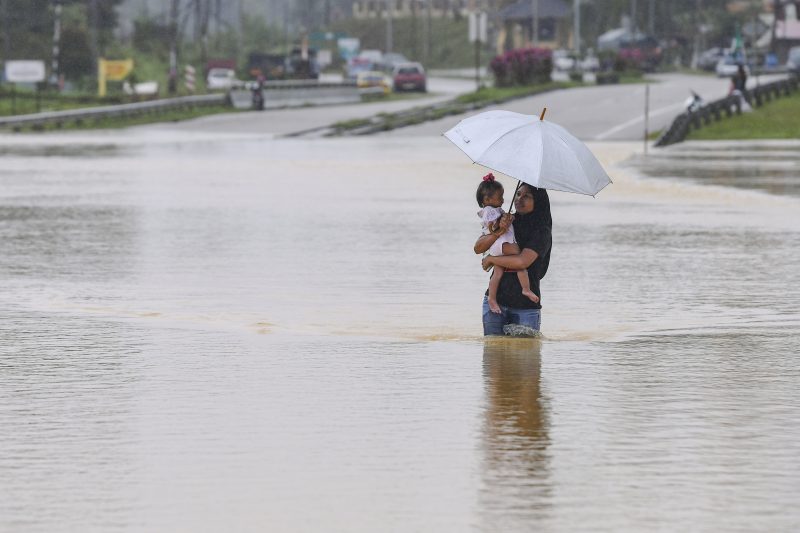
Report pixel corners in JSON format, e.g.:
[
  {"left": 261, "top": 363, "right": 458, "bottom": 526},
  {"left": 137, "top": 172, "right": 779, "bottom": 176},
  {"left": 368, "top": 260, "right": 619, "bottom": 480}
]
[{"left": 392, "top": 62, "right": 426, "bottom": 92}]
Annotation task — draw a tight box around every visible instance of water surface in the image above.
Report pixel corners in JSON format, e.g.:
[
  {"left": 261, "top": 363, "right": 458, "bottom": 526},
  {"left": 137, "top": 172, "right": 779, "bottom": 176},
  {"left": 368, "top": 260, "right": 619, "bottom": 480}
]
[{"left": 1, "top": 132, "right": 799, "bottom": 532}]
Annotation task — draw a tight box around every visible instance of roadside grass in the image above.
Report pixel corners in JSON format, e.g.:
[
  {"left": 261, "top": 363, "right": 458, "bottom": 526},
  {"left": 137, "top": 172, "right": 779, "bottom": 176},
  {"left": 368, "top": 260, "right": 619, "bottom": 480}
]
[
  {"left": 454, "top": 82, "right": 577, "bottom": 105},
  {"left": 0, "top": 89, "right": 123, "bottom": 116},
  {"left": 686, "top": 90, "right": 800, "bottom": 140},
  {"left": 11, "top": 105, "right": 239, "bottom": 132}
]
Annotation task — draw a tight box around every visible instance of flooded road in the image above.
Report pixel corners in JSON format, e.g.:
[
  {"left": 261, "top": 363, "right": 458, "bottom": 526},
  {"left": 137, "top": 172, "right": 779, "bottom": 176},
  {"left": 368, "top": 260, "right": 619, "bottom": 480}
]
[{"left": 1, "top": 130, "right": 799, "bottom": 532}]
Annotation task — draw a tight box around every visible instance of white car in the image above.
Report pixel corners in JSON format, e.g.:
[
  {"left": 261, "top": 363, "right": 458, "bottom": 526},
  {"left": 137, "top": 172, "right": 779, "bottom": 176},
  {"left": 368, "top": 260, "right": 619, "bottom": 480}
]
[
  {"left": 206, "top": 68, "right": 236, "bottom": 90},
  {"left": 715, "top": 55, "right": 748, "bottom": 78},
  {"left": 580, "top": 55, "right": 600, "bottom": 72},
  {"left": 552, "top": 49, "right": 576, "bottom": 71}
]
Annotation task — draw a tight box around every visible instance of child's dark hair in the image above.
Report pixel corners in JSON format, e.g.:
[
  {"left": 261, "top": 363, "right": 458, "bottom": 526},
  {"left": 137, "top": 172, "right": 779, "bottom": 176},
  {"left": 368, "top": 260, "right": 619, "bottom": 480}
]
[{"left": 476, "top": 173, "right": 503, "bottom": 207}]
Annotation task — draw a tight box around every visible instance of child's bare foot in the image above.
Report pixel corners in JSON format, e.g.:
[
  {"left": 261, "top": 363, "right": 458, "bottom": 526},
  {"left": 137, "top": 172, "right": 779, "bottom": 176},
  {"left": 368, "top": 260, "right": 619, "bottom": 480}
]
[
  {"left": 488, "top": 298, "right": 502, "bottom": 314},
  {"left": 522, "top": 289, "right": 540, "bottom": 303}
]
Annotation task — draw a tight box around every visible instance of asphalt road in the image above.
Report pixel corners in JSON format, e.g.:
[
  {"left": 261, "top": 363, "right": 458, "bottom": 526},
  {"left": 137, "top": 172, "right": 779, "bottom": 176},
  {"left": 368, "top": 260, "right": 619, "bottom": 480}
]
[
  {"left": 145, "top": 72, "right": 783, "bottom": 140},
  {"left": 143, "top": 75, "right": 475, "bottom": 137},
  {"left": 382, "top": 72, "right": 786, "bottom": 140}
]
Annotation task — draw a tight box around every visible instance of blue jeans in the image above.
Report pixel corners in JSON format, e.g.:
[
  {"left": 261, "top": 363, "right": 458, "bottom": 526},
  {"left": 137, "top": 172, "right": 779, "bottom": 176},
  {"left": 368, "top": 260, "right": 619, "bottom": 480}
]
[{"left": 482, "top": 295, "right": 541, "bottom": 336}]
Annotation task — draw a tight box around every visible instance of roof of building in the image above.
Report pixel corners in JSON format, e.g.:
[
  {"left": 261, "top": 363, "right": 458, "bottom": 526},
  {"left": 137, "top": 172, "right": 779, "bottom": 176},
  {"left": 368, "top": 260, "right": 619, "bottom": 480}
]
[{"left": 496, "top": 0, "right": 571, "bottom": 21}]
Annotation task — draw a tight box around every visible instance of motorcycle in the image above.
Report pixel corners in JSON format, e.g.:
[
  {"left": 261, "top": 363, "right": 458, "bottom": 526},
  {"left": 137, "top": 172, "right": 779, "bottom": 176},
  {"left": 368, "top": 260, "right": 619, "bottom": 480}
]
[{"left": 685, "top": 90, "right": 704, "bottom": 113}]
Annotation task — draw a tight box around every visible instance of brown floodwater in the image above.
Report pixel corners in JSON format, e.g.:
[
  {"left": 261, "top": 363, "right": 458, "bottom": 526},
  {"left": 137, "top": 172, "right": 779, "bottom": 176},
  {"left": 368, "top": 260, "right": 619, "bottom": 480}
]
[{"left": 1, "top": 131, "right": 798, "bottom": 532}]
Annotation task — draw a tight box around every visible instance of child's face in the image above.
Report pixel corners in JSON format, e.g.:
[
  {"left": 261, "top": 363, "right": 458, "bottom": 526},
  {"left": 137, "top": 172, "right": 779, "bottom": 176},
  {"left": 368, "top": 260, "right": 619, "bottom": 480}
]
[{"left": 484, "top": 188, "right": 504, "bottom": 208}]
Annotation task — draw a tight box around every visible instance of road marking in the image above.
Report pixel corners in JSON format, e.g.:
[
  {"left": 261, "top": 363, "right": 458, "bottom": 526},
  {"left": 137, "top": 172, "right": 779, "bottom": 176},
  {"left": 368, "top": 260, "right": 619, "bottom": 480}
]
[{"left": 593, "top": 101, "right": 687, "bottom": 140}]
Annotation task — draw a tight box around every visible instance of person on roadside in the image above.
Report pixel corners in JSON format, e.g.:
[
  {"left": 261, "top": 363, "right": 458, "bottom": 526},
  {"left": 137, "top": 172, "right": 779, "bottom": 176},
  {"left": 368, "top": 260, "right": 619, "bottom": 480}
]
[
  {"left": 474, "top": 183, "right": 552, "bottom": 336},
  {"left": 730, "top": 64, "right": 752, "bottom": 107}
]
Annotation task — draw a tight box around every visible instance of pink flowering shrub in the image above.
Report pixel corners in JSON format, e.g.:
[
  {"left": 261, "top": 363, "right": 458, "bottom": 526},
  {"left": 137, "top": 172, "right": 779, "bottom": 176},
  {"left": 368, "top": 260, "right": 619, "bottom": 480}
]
[{"left": 490, "top": 48, "right": 553, "bottom": 87}]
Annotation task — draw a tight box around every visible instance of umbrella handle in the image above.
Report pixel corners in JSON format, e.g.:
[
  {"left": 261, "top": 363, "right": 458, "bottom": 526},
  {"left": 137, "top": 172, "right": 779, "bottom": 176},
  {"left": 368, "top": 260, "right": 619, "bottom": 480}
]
[{"left": 508, "top": 180, "right": 522, "bottom": 215}]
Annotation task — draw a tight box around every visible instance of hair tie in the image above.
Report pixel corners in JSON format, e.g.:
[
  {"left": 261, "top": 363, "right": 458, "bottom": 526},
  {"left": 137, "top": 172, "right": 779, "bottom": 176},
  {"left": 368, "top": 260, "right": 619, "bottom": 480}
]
[{"left": 482, "top": 173, "right": 495, "bottom": 182}]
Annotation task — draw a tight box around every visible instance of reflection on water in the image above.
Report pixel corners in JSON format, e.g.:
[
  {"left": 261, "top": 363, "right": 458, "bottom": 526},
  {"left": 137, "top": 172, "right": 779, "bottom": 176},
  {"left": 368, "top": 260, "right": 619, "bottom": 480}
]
[
  {"left": 480, "top": 338, "right": 550, "bottom": 528},
  {"left": 628, "top": 141, "right": 800, "bottom": 197}
]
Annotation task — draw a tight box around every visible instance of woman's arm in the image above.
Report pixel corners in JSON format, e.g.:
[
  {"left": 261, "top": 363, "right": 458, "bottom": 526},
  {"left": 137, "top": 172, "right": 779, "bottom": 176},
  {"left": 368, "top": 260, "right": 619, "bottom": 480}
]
[
  {"left": 474, "top": 213, "right": 513, "bottom": 254},
  {"left": 482, "top": 248, "right": 538, "bottom": 271}
]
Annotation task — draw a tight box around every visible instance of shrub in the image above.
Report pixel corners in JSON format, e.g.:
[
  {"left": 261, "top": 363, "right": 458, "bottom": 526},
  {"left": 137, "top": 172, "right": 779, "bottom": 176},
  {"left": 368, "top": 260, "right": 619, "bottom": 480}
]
[{"left": 490, "top": 47, "right": 552, "bottom": 87}]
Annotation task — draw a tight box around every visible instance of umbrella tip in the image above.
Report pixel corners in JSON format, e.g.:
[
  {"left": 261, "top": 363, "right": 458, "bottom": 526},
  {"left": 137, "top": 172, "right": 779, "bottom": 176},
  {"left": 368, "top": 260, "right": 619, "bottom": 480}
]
[{"left": 539, "top": 108, "right": 547, "bottom": 121}]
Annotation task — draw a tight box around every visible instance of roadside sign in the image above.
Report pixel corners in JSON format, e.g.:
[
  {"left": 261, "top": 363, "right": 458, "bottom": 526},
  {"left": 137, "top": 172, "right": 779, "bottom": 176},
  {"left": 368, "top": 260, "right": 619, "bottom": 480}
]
[
  {"left": 97, "top": 58, "right": 134, "bottom": 96},
  {"left": 337, "top": 38, "right": 360, "bottom": 61},
  {"left": 5, "top": 60, "right": 46, "bottom": 83},
  {"left": 469, "top": 12, "right": 487, "bottom": 43}
]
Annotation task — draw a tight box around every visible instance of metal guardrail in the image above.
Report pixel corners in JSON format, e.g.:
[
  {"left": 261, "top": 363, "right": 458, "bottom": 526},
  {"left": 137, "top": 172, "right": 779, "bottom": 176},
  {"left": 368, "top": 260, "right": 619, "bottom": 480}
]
[
  {"left": 229, "top": 80, "right": 362, "bottom": 110},
  {"left": 655, "top": 76, "right": 799, "bottom": 147},
  {"left": 0, "top": 93, "right": 226, "bottom": 130}
]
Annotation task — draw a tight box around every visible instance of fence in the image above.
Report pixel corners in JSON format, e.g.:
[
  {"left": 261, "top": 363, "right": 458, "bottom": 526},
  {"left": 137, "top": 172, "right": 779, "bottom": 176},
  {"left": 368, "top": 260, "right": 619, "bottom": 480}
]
[{"left": 655, "top": 76, "right": 799, "bottom": 147}]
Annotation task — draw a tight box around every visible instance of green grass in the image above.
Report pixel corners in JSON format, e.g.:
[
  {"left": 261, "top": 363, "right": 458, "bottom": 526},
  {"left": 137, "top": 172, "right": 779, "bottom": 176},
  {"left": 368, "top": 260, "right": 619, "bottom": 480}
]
[
  {"left": 454, "top": 82, "right": 576, "bottom": 105},
  {"left": 686, "top": 91, "right": 800, "bottom": 140},
  {"left": 12, "top": 105, "right": 239, "bottom": 132},
  {"left": 0, "top": 89, "right": 124, "bottom": 116}
]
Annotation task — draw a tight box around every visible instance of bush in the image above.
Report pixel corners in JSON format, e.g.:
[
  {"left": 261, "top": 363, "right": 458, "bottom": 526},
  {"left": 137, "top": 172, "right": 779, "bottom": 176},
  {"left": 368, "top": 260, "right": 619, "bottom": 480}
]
[
  {"left": 490, "top": 47, "right": 552, "bottom": 87},
  {"left": 596, "top": 72, "right": 619, "bottom": 84}
]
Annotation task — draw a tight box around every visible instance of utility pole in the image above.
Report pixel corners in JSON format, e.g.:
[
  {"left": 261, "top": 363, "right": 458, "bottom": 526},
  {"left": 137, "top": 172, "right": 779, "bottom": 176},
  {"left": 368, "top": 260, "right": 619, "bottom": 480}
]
[
  {"left": 411, "top": 0, "right": 418, "bottom": 59},
  {"left": 425, "top": 0, "right": 432, "bottom": 62},
  {"left": 531, "top": 0, "right": 539, "bottom": 44},
  {"left": 2, "top": 0, "right": 11, "bottom": 62},
  {"left": 630, "top": 0, "right": 637, "bottom": 33},
  {"left": 89, "top": 0, "right": 99, "bottom": 70},
  {"left": 386, "top": 0, "right": 393, "bottom": 53},
  {"left": 51, "top": 1, "right": 63, "bottom": 88},
  {"left": 648, "top": 0, "right": 655, "bottom": 35},
  {"left": 573, "top": 0, "right": 580, "bottom": 55}
]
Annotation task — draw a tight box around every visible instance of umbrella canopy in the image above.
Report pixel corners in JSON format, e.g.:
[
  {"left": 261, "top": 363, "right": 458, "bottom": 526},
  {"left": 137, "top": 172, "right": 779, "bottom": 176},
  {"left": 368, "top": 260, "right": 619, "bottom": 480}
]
[{"left": 443, "top": 110, "right": 612, "bottom": 197}]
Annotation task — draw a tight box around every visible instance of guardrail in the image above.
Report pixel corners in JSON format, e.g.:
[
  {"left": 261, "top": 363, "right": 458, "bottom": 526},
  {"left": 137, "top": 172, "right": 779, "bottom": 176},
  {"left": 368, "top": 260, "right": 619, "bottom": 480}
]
[
  {"left": 655, "top": 76, "right": 799, "bottom": 147},
  {"left": 0, "top": 93, "right": 226, "bottom": 131},
  {"left": 229, "top": 79, "right": 362, "bottom": 110}
]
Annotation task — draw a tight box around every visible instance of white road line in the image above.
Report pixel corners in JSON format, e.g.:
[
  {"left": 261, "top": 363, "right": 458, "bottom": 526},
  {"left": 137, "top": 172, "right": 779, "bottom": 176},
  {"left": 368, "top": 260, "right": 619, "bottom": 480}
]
[{"left": 593, "top": 101, "right": 687, "bottom": 140}]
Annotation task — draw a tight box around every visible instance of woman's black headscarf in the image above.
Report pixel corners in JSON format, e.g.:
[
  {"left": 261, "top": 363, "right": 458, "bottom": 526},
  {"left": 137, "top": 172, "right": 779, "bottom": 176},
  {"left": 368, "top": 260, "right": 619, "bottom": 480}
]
[
  {"left": 512, "top": 184, "right": 552, "bottom": 280},
  {"left": 514, "top": 184, "right": 551, "bottom": 230},
  {"left": 530, "top": 186, "right": 552, "bottom": 231}
]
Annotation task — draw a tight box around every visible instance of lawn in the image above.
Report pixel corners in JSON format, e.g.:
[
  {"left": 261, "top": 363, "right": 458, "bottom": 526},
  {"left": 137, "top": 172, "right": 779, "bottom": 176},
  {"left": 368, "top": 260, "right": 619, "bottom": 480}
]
[{"left": 686, "top": 90, "right": 800, "bottom": 140}]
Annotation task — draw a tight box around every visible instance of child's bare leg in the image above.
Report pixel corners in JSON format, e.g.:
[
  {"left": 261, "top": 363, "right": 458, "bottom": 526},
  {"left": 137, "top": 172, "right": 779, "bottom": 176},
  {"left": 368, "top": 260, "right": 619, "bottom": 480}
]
[
  {"left": 487, "top": 265, "right": 505, "bottom": 314},
  {"left": 517, "top": 270, "right": 540, "bottom": 303},
  {"left": 502, "top": 243, "right": 520, "bottom": 255}
]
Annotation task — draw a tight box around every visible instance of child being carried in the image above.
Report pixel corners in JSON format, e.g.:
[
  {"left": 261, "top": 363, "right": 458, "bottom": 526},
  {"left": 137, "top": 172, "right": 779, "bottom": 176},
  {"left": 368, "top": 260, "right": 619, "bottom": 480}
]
[{"left": 476, "top": 173, "right": 539, "bottom": 314}]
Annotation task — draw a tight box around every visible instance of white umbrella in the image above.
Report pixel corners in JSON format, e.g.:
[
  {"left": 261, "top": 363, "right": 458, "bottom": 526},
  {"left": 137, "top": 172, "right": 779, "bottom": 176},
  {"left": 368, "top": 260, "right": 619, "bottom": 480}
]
[{"left": 443, "top": 109, "right": 612, "bottom": 197}]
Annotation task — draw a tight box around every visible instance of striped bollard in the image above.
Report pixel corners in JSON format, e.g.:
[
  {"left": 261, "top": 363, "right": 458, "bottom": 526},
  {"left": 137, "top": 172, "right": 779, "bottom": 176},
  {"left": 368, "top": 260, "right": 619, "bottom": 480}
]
[{"left": 184, "top": 65, "right": 196, "bottom": 93}]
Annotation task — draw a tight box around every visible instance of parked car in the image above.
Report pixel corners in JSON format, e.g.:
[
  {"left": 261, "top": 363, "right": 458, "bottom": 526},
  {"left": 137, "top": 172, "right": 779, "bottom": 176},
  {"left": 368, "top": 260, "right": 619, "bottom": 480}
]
[
  {"left": 787, "top": 46, "right": 800, "bottom": 75},
  {"left": 206, "top": 68, "right": 236, "bottom": 90},
  {"left": 697, "top": 47, "right": 725, "bottom": 71},
  {"left": 375, "top": 52, "right": 409, "bottom": 72},
  {"left": 580, "top": 53, "right": 600, "bottom": 72},
  {"left": 553, "top": 49, "right": 576, "bottom": 71},
  {"left": 715, "top": 54, "right": 749, "bottom": 77},
  {"left": 392, "top": 62, "right": 426, "bottom": 92},
  {"left": 356, "top": 70, "right": 392, "bottom": 94},
  {"left": 344, "top": 57, "right": 373, "bottom": 81}
]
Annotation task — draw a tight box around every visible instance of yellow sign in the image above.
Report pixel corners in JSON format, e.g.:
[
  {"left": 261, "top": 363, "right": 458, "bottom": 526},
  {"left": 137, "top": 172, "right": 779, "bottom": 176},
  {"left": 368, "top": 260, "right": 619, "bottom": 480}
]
[{"left": 97, "top": 58, "right": 134, "bottom": 96}]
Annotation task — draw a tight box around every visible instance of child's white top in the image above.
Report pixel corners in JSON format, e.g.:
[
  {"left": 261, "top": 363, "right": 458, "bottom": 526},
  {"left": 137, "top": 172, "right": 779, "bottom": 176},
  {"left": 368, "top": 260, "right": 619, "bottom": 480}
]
[{"left": 478, "top": 206, "right": 516, "bottom": 257}]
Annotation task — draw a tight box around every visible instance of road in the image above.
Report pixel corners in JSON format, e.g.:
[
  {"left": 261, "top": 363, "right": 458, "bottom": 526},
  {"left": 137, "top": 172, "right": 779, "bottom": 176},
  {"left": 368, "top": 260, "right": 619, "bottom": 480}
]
[
  {"left": 143, "top": 76, "right": 475, "bottom": 137},
  {"left": 382, "top": 72, "right": 786, "bottom": 140},
  {"left": 144, "top": 72, "right": 783, "bottom": 140}
]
